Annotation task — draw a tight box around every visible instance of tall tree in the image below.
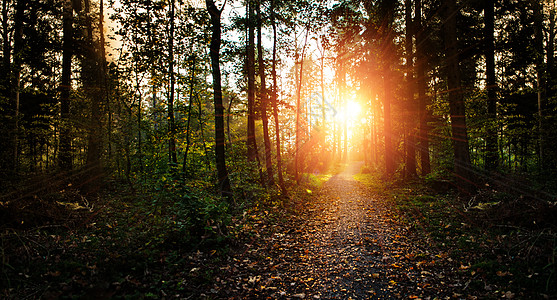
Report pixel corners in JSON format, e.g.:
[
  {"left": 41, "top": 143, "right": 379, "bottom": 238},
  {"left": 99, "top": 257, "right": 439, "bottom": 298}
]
[
  {"left": 73, "top": 0, "right": 105, "bottom": 191},
  {"left": 533, "top": 0, "right": 544, "bottom": 169},
  {"left": 168, "top": 0, "right": 177, "bottom": 166},
  {"left": 59, "top": 0, "right": 73, "bottom": 171},
  {"left": 383, "top": 69, "right": 395, "bottom": 176},
  {"left": 380, "top": 0, "right": 396, "bottom": 176},
  {"left": 206, "top": 0, "right": 232, "bottom": 200},
  {"left": 404, "top": 0, "right": 417, "bottom": 178},
  {"left": 256, "top": 0, "right": 274, "bottom": 185},
  {"left": 442, "top": 0, "right": 474, "bottom": 192},
  {"left": 247, "top": 0, "right": 258, "bottom": 163},
  {"left": 484, "top": 0, "right": 498, "bottom": 171},
  {"left": 0, "top": 0, "right": 12, "bottom": 175},
  {"left": 294, "top": 25, "right": 309, "bottom": 181},
  {"left": 12, "top": 0, "right": 24, "bottom": 172},
  {"left": 415, "top": 0, "right": 430, "bottom": 175},
  {"left": 270, "top": 0, "right": 285, "bottom": 192},
  {"left": 182, "top": 55, "right": 196, "bottom": 174}
]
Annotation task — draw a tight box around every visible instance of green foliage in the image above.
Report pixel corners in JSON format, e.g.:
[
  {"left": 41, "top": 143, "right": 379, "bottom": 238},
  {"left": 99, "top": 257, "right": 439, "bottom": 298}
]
[{"left": 146, "top": 175, "right": 230, "bottom": 247}]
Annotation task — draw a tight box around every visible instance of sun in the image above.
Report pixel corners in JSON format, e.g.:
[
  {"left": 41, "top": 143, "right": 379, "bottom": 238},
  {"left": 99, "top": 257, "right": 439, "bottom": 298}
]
[
  {"left": 346, "top": 101, "right": 361, "bottom": 120},
  {"left": 336, "top": 100, "right": 361, "bottom": 122}
]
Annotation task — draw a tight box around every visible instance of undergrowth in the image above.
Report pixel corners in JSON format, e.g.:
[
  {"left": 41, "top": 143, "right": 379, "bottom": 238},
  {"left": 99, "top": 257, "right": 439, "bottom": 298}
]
[
  {"left": 0, "top": 162, "right": 332, "bottom": 299},
  {"left": 354, "top": 170, "right": 557, "bottom": 299}
]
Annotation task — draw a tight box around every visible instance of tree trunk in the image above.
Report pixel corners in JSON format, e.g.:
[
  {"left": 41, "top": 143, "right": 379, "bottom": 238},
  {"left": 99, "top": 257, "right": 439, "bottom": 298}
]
[
  {"left": 99, "top": 0, "right": 111, "bottom": 168},
  {"left": 12, "top": 0, "right": 25, "bottom": 173},
  {"left": 404, "top": 0, "right": 417, "bottom": 178},
  {"left": 415, "top": 0, "right": 430, "bottom": 175},
  {"left": 182, "top": 55, "right": 196, "bottom": 174},
  {"left": 548, "top": 6, "right": 555, "bottom": 81},
  {"left": 59, "top": 0, "right": 73, "bottom": 171},
  {"left": 295, "top": 26, "right": 309, "bottom": 182},
  {"left": 257, "top": 0, "right": 274, "bottom": 185},
  {"left": 341, "top": 60, "right": 347, "bottom": 162},
  {"left": 206, "top": 0, "right": 232, "bottom": 200},
  {"left": 383, "top": 70, "right": 395, "bottom": 176},
  {"left": 247, "top": 0, "right": 258, "bottom": 163},
  {"left": 79, "top": 0, "right": 104, "bottom": 192},
  {"left": 442, "top": 0, "right": 474, "bottom": 192},
  {"left": 1, "top": 0, "right": 9, "bottom": 77},
  {"left": 271, "top": 0, "right": 286, "bottom": 193},
  {"left": 484, "top": 0, "right": 498, "bottom": 171},
  {"left": 168, "top": 0, "right": 177, "bottom": 167},
  {"left": 533, "top": 0, "right": 544, "bottom": 169}
]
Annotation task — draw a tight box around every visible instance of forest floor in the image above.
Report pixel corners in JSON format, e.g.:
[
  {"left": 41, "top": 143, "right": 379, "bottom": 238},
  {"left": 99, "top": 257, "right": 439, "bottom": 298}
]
[
  {"left": 208, "top": 161, "right": 523, "bottom": 300},
  {"left": 211, "top": 161, "right": 466, "bottom": 299},
  {"left": 1, "top": 161, "right": 556, "bottom": 299}
]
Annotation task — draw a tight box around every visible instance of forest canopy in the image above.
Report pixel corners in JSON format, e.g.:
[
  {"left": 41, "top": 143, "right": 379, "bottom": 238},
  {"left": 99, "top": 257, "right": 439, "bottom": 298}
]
[{"left": 2, "top": 0, "right": 557, "bottom": 193}]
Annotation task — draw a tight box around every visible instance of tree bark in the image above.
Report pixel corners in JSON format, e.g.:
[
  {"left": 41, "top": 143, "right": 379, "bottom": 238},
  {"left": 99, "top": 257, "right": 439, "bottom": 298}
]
[
  {"left": 533, "top": 0, "right": 544, "bottom": 169},
  {"left": 442, "top": 0, "right": 474, "bottom": 192},
  {"left": 295, "top": 26, "right": 309, "bottom": 182},
  {"left": 484, "top": 0, "right": 498, "bottom": 171},
  {"left": 383, "top": 70, "right": 395, "bottom": 176},
  {"left": 404, "top": 0, "right": 417, "bottom": 178},
  {"left": 59, "top": 0, "right": 73, "bottom": 171},
  {"left": 271, "top": 0, "right": 286, "bottom": 193},
  {"left": 548, "top": 6, "right": 555, "bottom": 81},
  {"left": 168, "top": 0, "right": 177, "bottom": 167},
  {"left": 415, "top": 0, "right": 430, "bottom": 176},
  {"left": 12, "top": 0, "right": 24, "bottom": 173},
  {"left": 79, "top": 0, "right": 105, "bottom": 192},
  {"left": 257, "top": 0, "right": 274, "bottom": 185},
  {"left": 1, "top": 0, "right": 9, "bottom": 76},
  {"left": 247, "top": 0, "right": 258, "bottom": 163},
  {"left": 206, "top": 0, "right": 232, "bottom": 200},
  {"left": 182, "top": 55, "right": 196, "bottom": 174}
]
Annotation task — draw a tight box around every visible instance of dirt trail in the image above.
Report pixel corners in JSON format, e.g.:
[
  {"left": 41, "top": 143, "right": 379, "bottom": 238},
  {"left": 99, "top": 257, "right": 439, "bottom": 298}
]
[{"left": 216, "top": 162, "right": 462, "bottom": 299}]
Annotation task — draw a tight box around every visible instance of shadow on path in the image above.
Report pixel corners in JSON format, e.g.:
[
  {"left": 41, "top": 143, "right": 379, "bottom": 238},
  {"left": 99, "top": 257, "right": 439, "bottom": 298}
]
[{"left": 217, "top": 161, "right": 462, "bottom": 299}]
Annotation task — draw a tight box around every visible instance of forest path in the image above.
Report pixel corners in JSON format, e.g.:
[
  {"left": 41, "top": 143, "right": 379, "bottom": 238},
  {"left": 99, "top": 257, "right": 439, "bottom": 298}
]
[{"left": 216, "top": 161, "right": 462, "bottom": 299}]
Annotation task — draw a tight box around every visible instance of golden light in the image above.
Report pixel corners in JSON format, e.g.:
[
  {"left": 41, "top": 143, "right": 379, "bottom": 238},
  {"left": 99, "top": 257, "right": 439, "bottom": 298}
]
[{"left": 336, "top": 99, "right": 361, "bottom": 122}]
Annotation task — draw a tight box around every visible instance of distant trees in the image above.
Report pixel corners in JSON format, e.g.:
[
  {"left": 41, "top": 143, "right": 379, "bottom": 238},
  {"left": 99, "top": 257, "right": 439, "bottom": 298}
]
[{"left": 2, "top": 0, "right": 557, "bottom": 199}]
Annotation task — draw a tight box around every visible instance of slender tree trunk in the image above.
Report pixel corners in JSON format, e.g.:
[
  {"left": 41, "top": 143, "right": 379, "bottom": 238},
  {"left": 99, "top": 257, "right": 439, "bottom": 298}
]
[
  {"left": 485, "top": 0, "right": 498, "bottom": 171},
  {"left": 415, "top": 0, "right": 430, "bottom": 176},
  {"left": 442, "top": 0, "right": 474, "bottom": 192},
  {"left": 373, "top": 92, "right": 379, "bottom": 166},
  {"left": 0, "top": 0, "right": 11, "bottom": 175},
  {"left": 99, "top": 0, "right": 111, "bottom": 167},
  {"left": 405, "top": 0, "right": 417, "bottom": 178},
  {"left": 227, "top": 94, "right": 234, "bottom": 146},
  {"left": 257, "top": 0, "right": 274, "bottom": 184},
  {"left": 533, "top": 0, "right": 544, "bottom": 169},
  {"left": 1, "top": 0, "right": 9, "bottom": 76},
  {"left": 548, "top": 6, "right": 555, "bottom": 81},
  {"left": 198, "top": 93, "right": 209, "bottom": 160},
  {"left": 182, "top": 55, "right": 196, "bottom": 174},
  {"left": 380, "top": 3, "right": 396, "bottom": 177},
  {"left": 206, "top": 0, "right": 232, "bottom": 200},
  {"left": 316, "top": 38, "right": 326, "bottom": 127},
  {"left": 168, "top": 0, "right": 177, "bottom": 166},
  {"left": 383, "top": 71, "right": 395, "bottom": 176},
  {"left": 12, "top": 0, "right": 24, "bottom": 173},
  {"left": 271, "top": 0, "right": 285, "bottom": 192},
  {"left": 340, "top": 60, "right": 347, "bottom": 162},
  {"left": 295, "top": 26, "right": 309, "bottom": 182},
  {"left": 59, "top": 0, "right": 73, "bottom": 171},
  {"left": 247, "top": 0, "right": 258, "bottom": 163}
]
